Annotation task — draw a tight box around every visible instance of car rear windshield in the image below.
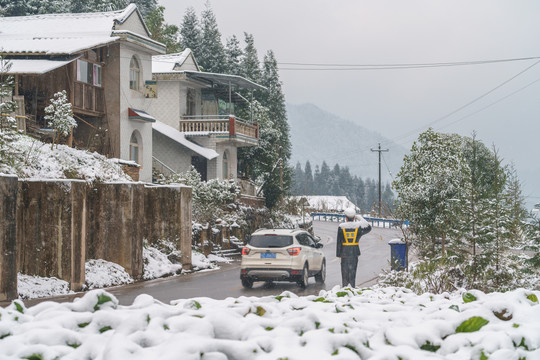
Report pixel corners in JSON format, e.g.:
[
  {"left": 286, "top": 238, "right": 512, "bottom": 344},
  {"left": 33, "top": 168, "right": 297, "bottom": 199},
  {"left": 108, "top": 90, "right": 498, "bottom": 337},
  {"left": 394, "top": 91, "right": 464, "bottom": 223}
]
[{"left": 249, "top": 235, "right": 293, "bottom": 248}]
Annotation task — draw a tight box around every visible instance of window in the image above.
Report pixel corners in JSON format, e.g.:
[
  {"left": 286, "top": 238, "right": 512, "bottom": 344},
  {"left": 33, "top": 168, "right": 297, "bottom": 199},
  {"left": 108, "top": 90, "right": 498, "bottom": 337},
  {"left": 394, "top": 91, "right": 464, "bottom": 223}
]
[
  {"left": 222, "top": 151, "right": 229, "bottom": 179},
  {"left": 129, "top": 132, "right": 139, "bottom": 164},
  {"left": 130, "top": 56, "right": 140, "bottom": 90},
  {"left": 249, "top": 235, "right": 293, "bottom": 248},
  {"left": 76, "top": 60, "right": 102, "bottom": 87}
]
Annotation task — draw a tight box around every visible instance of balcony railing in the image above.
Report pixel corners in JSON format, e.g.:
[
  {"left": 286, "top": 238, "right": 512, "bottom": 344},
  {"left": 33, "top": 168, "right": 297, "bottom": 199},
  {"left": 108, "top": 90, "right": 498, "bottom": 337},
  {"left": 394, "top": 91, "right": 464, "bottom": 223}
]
[{"left": 179, "top": 115, "right": 258, "bottom": 144}]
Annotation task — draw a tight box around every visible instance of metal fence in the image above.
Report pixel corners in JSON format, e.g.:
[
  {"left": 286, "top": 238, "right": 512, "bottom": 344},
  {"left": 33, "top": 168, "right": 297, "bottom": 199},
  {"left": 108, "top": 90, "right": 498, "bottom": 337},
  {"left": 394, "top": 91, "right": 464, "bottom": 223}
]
[{"left": 311, "top": 212, "right": 409, "bottom": 228}]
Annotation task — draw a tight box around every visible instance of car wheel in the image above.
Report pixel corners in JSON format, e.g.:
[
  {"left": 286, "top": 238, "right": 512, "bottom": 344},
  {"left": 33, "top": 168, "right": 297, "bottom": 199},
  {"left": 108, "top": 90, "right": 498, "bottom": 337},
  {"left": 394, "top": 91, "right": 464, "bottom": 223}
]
[
  {"left": 241, "top": 278, "right": 253, "bottom": 289},
  {"left": 297, "top": 264, "right": 309, "bottom": 288},
  {"left": 315, "top": 260, "right": 326, "bottom": 284}
]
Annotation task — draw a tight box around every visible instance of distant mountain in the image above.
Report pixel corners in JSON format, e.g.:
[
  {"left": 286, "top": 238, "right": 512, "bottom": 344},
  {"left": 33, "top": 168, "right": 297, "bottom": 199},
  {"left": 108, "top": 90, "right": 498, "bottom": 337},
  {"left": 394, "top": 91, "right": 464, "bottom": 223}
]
[{"left": 287, "top": 103, "right": 408, "bottom": 182}]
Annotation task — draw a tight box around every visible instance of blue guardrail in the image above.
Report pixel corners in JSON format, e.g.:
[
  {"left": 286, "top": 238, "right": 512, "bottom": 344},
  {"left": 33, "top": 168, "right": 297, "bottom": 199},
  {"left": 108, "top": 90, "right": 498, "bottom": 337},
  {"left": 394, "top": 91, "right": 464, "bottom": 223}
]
[{"left": 311, "top": 212, "right": 409, "bottom": 228}]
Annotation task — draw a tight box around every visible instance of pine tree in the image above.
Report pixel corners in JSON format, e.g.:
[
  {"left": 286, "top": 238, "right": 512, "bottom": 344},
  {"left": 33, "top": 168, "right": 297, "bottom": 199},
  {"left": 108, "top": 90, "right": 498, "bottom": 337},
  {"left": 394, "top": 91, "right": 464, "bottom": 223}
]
[
  {"left": 180, "top": 7, "right": 201, "bottom": 53},
  {"left": 242, "top": 33, "right": 261, "bottom": 83},
  {"left": 292, "top": 162, "right": 304, "bottom": 195},
  {"left": 304, "top": 161, "right": 313, "bottom": 195},
  {"left": 393, "top": 128, "right": 470, "bottom": 258},
  {"left": 145, "top": 6, "right": 180, "bottom": 53},
  {"left": 198, "top": 1, "right": 226, "bottom": 73},
  {"left": 225, "top": 35, "right": 243, "bottom": 76}
]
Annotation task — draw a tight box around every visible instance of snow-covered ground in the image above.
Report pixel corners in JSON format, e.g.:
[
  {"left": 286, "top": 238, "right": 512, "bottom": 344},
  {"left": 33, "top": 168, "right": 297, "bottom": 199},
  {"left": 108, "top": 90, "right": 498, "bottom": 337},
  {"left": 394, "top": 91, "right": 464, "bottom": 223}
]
[
  {"left": 293, "top": 195, "right": 357, "bottom": 212},
  {"left": 1, "top": 286, "right": 538, "bottom": 359},
  {"left": 17, "top": 248, "right": 231, "bottom": 300}
]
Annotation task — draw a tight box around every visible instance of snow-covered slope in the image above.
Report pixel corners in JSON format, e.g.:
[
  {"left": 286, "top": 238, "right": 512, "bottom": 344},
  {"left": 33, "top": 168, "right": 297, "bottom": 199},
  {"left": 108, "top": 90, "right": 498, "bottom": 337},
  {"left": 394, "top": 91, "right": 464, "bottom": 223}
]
[
  {"left": 1, "top": 287, "right": 538, "bottom": 359},
  {"left": 0, "top": 131, "right": 132, "bottom": 182}
]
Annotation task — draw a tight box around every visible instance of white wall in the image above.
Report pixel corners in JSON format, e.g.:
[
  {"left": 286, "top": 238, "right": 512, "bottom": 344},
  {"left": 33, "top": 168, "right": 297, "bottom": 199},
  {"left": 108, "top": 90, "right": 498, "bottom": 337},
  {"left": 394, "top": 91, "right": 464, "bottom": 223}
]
[
  {"left": 119, "top": 43, "right": 156, "bottom": 182},
  {"left": 147, "top": 81, "right": 180, "bottom": 128}
]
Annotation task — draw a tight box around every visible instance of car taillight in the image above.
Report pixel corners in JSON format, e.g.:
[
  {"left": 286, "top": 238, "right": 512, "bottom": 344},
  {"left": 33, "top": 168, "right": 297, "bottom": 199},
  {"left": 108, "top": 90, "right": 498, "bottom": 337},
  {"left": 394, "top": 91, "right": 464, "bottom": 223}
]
[
  {"left": 242, "top": 247, "right": 251, "bottom": 255},
  {"left": 287, "top": 247, "right": 301, "bottom": 256}
]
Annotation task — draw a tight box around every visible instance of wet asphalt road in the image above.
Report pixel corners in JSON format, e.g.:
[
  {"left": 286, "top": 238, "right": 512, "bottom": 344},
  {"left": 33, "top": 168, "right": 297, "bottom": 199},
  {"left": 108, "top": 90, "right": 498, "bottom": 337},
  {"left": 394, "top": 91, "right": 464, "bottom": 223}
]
[
  {"left": 20, "top": 221, "right": 402, "bottom": 307},
  {"left": 106, "top": 221, "right": 402, "bottom": 305}
]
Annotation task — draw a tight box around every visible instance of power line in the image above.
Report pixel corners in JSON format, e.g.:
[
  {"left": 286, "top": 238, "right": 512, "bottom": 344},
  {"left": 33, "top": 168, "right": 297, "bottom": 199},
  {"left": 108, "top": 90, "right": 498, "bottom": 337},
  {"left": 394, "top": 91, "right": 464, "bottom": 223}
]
[
  {"left": 278, "top": 56, "right": 540, "bottom": 71},
  {"left": 389, "top": 58, "right": 540, "bottom": 144}
]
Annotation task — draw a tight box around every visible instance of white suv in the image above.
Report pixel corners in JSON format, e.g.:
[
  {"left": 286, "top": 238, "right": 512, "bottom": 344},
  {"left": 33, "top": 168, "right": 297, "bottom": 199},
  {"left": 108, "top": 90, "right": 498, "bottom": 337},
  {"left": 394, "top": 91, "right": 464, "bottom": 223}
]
[{"left": 240, "top": 228, "right": 326, "bottom": 288}]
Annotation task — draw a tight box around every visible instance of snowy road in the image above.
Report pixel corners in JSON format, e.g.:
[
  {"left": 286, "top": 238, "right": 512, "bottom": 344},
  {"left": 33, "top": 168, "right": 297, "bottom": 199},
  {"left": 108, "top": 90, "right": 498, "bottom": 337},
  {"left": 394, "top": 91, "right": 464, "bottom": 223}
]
[{"left": 102, "top": 221, "right": 401, "bottom": 305}]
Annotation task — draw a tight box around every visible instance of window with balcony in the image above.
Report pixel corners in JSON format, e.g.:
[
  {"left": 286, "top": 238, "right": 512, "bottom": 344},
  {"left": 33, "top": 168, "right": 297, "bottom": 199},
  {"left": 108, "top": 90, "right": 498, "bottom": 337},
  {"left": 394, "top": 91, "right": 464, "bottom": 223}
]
[{"left": 130, "top": 56, "right": 140, "bottom": 91}]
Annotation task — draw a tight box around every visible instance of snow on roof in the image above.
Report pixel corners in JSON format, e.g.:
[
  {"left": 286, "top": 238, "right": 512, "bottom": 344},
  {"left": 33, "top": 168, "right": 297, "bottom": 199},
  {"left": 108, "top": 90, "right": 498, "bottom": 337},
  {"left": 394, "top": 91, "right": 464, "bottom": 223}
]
[
  {"left": 0, "top": 4, "right": 138, "bottom": 55},
  {"left": 152, "top": 49, "right": 193, "bottom": 73},
  {"left": 5, "top": 58, "right": 79, "bottom": 75},
  {"left": 152, "top": 120, "right": 219, "bottom": 160},
  {"left": 294, "top": 195, "right": 358, "bottom": 212}
]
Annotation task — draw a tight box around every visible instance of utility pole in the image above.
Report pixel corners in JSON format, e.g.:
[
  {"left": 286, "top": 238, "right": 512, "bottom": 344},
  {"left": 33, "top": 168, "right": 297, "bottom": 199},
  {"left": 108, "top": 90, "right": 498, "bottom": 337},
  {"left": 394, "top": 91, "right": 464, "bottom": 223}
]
[{"left": 371, "top": 143, "right": 389, "bottom": 217}]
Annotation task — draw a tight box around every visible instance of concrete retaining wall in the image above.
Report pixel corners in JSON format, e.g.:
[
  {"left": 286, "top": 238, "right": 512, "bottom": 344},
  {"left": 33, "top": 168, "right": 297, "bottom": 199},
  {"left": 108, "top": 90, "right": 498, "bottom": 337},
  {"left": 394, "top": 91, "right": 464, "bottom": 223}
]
[
  {"left": 86, "top": 182, "right": 145, "bottom": 279},
  {"left": 0, "top": 176, "right": 18, "bottom": 301},
  {"left": 17, "top": 180, "right": 87, "bottom": 291},
  {"left": 144, "top": 185, "right": 192, "bottom": 269},
  {"left": 0, "top": 175, "right": 192, "bottom": 301}
]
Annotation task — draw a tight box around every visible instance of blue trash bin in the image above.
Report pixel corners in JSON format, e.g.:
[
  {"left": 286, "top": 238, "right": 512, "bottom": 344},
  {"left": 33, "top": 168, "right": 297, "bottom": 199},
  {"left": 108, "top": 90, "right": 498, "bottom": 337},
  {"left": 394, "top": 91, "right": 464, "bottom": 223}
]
[{"left": 388, "top": 238, "right": 407, "bottom": 271}]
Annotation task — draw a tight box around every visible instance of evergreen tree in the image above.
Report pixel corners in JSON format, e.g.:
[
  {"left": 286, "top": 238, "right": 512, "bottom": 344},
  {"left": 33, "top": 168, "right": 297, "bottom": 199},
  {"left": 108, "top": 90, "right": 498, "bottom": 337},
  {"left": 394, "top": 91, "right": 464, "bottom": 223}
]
[
  {"left": 354, "top": 176, "right": 366, "bottom": 212},
  {"left": 318, "top": 161, "right": 331, "bottom": 195},
  {"left": 292, "top": 162, "right": 304, "bottom": 195},
  {"left": 393, "top": 128, "right": 470, "bottom": 258},
  {"left": 242, "top": 33, "right": 261, "bottom": 83},
  {"left": 225, "top": 35, "right": 243, "bottom": 76},
  {"left": 313, "top": 165, "right": 321, "bottom": 195},
  {"left": 198, "top": 1, "right": 226, "bottom": 73},
  {"left": 0, "top": 57, "right": 17, "bottom": 129},
  {"left": 145, "top": 6, "right": 180, "bottom": 53},
  {"left": 304, "top": 161, "right": 313, "bottom": 195},
  {"left": 179, "top": 7, "right": 201, "bottom": 53}
]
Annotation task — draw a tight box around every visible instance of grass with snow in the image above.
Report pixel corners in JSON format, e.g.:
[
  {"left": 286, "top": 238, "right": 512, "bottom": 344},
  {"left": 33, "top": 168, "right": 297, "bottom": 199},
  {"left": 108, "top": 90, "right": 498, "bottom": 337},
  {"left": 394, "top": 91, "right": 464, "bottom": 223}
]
[{"left": 2, "top": 287, "right": 539, "bottom": 359}]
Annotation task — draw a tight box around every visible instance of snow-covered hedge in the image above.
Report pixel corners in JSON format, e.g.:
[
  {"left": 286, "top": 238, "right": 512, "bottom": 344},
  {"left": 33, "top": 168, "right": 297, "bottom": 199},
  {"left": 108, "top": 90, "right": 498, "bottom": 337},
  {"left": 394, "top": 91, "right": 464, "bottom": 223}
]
[{"left": 2, "top": 287, "right": 539, "bottom": 359}]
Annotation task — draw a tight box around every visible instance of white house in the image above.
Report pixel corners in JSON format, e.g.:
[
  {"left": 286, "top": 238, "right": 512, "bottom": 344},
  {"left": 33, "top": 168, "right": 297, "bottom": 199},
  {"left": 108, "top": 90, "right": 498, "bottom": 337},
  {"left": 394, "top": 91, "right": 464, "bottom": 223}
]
[
  {"left": 149, "top": 49, "right": 265, "bottom": 181},
  {"left": 0, "top": 5, "right": 165, "bottom": 182}
]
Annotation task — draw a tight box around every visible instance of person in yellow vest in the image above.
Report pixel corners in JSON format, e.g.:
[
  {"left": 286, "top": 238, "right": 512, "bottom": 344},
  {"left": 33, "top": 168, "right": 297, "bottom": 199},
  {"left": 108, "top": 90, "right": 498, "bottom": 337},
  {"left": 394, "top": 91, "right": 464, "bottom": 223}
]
[{"left": 336, "top": 207, "right": 372, "bottom": 287}]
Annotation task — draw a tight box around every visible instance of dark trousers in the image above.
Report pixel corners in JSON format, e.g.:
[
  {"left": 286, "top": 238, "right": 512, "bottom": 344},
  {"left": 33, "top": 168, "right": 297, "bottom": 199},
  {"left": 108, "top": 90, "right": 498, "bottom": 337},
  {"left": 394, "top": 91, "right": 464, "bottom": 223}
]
[{"left": 340, "top": 256, "right": 358, "bottom": 287}]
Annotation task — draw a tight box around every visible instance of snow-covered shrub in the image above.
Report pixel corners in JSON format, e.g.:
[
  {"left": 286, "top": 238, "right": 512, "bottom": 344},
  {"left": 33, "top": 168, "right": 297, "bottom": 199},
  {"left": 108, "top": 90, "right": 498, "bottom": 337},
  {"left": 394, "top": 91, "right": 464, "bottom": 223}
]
[
  {"left": 85, "top": 259, "right": 133, "bottom": 289},
  {"left": 44, "top": 90, "right": 77, "bottom": 148},
  {"left": 18, "top": 273, "right": 73, "bottom": 299},
  {"left": 143, "top": 239, "right": 183, "bottom": 279}
]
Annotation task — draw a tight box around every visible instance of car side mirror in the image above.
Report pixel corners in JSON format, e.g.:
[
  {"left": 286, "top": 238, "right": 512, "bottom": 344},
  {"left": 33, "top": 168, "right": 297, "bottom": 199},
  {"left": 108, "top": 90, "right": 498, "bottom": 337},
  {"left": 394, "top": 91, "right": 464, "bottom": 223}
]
[{"left": 315, "top": 243, "right": 323, "bottom": 249}]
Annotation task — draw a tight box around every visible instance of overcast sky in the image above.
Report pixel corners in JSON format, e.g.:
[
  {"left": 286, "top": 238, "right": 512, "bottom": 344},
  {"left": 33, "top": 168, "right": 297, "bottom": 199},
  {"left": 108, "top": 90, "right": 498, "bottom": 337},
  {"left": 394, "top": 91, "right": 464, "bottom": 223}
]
[{"left": 158, "top": 0, "right": 540, "bottom": 208}]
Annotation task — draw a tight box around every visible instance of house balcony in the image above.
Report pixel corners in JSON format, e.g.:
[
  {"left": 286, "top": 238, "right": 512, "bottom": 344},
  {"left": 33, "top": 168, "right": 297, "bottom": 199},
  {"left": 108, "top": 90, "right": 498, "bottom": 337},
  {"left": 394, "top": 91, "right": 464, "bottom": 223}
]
[{"left": 179, "top": 115, "right": 258, "bottom": 146}]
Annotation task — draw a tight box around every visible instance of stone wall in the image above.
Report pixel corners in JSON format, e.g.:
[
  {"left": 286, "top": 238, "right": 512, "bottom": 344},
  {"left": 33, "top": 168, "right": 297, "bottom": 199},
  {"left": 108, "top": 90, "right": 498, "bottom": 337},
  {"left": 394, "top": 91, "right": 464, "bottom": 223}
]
[
  {"left": 0, "top": 176, "right": 18, "bottom": 301},
  {"left": 0, "top": 175, "right": 192, "bottom": 301}
]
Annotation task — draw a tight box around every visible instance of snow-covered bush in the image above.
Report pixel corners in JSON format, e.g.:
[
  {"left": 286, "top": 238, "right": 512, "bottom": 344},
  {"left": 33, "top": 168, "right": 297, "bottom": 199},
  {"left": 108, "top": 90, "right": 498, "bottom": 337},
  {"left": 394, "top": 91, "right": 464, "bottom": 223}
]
[
  {"left": 18, "top": 273, "right": 73, "bottom": 299},
  {"left": 44, "top": 90, "right": 77, "bottom": 149},
  {"left": 143, "top": 239, "right": 183, "bottom": 279},
  {"left": 85, "top": 259, "right": 133, "bottom": 289}
]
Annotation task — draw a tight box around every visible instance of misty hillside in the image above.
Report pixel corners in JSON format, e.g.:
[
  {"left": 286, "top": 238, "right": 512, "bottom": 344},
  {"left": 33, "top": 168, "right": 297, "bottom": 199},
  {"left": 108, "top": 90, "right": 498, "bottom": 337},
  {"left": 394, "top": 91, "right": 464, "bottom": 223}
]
[{"left": 287, "top": 103, "right": 408, "bottom": 182}]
